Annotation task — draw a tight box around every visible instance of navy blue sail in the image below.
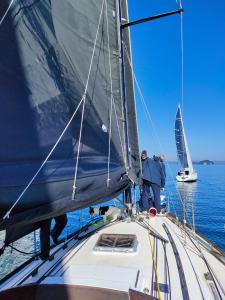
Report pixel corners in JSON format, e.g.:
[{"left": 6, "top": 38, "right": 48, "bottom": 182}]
[
  {"left": 0, "top": 0, "right": 140, "bottom": 244},
  {"left": 175, "top": 106, "right": 188, "bottom": 169},
  {"left": 175, "top": 106, "right": 193, "bottom": 171}
]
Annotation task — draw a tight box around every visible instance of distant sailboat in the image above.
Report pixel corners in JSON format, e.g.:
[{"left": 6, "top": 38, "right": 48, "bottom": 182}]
[{"left": 175, "top": 105, "right": 197, "bottom": 182}]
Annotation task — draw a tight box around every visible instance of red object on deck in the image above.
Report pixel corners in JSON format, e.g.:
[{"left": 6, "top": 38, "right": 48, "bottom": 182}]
[{"left": 149, "top": 207, "right": 157, "bottom": 218}]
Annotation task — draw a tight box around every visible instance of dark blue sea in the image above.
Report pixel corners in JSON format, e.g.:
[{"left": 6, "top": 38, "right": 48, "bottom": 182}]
[
  {"left": 0, "top": 163, "right": 224, "bottom": 280},
  {"left": 167, "top": 163, "right": 225, "bottom": 251}
]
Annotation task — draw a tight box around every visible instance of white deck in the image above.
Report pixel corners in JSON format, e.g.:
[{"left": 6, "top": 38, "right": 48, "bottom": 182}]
[{"left": 1, "top": 214, "right": 225, "bottom": 299}]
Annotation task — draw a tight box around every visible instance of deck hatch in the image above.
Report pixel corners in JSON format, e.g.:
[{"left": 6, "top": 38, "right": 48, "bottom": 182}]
[{"left": 94, "top": 234, "right": 137, "bottom": 253}]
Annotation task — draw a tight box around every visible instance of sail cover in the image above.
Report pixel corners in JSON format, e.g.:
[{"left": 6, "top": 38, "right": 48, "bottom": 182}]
[
  {"left": 0, "top": 0, "right": 140, "bottom": 243},
  {"left": 175, "top": 106, "right": 193, "bottom": 171}
]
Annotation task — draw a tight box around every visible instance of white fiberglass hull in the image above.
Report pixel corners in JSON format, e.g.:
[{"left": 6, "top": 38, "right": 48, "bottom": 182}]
[
  {"left": 176, "top": 171, "right": 198, "bottom": 182},
  {"left": 1, "top": 213, "right": 225, "bottom": 300}
]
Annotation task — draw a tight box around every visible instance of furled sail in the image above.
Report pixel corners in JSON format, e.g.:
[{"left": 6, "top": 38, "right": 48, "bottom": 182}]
[
  {"left": 175, "top": 105, "right": 193, "bottom": 171},
  {"left": 0, "top": 0, "right": 140, "bottom": 244}
]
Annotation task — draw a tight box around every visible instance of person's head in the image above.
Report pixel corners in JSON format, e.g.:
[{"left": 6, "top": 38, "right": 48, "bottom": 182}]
[
  {"left": 141, "top": 150, "right": 147, "bottom": 160},
  {"left": 159, "top": 154, "right": 165, "bottom": 162}
]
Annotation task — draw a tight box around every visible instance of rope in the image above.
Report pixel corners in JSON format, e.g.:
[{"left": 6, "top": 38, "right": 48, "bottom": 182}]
[
  {"left": 178, "top": 7, "right": 193, "bottom": 236},
  {"left": 124, "top": 41, "right": 195, "bottom": 237},
  {"left": 71, "top": 0, "right": 105, "bottom": 199},
  {"left": 0, "top": 0, "right": 15, "bottom": 26},
  {"left": 2, "top": 0, "right": 105, "bottom": 216},
  {"left": 71, "top": 96, "right": 86, "bottom": 200},
  {"left": 185, "top": 230, "right": 224, "bottom": 299},
  {"left": 176, "top": 0, "right": 184, "bottom": 116},
  {"left": 3, "top": 96, "right": 85, "bottom": 220},
  {"left": 104, "top": 0, "right": 113, "bottom": 187},
  {"left": 8, "top": 244, "right": 38, "bottom": 256},
  {"left": 178, "top": 2, "right": 185, "bottom": 173},
  {"left": 123, "top": 44, "right": 180, "bottom": 217},
  {"left": 148, "top": 218, "right": 161, "bottom": 299},
  {"left": 124, "top": 43, "right": 192, "bottom": 224}
]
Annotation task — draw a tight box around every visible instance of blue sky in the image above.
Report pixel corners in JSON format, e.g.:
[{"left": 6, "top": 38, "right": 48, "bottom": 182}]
[{"left": 127, "top": 0, "right": 225, "bottom": 161}]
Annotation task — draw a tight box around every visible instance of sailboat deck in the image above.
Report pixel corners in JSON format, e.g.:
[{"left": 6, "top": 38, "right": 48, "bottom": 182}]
[{"left": 1, "top": 214, "right": 225, "bottom": 299}]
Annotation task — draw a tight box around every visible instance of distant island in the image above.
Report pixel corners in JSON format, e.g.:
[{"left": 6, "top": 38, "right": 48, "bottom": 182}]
[{"left": 193, "top": 160, "right": 214, "bottom": 165}]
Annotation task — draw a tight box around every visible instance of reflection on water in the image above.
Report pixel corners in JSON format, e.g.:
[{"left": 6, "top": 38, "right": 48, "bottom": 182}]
[
  {"left": 167, "top": 163, "right": 225, "bottom": 252},
  {"left": 167, "top": 179, "right": 198, "bottom": 226},
  {"left": 176, "top": 181, "right": 197, "bottom": 225},
  {"left": 0, "top": 208, "right": 90, "bottom": 280},
  {"left": 0, "top": 230, "right": 35, "bottom": 281}
]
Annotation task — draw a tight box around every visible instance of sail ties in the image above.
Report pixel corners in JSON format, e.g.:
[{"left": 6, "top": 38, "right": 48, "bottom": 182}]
[{"left": 72, "top": 0, "right": 105, "bottom": 199}]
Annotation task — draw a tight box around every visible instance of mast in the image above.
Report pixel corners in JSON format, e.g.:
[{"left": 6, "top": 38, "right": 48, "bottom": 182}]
[
  {"left": 118, "top": 0, "right": 133, "bottom": 204},
  {"left": 118, "top": 0, "right": 131, "bottom": 172}
]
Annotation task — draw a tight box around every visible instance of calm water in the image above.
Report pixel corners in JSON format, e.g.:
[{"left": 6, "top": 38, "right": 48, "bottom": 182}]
[
  {"left": 166, "top": 163, "right": 225, "bottom": 251},
  {"left": 0, "top": 163, "right": 225, "bottom": 280}
]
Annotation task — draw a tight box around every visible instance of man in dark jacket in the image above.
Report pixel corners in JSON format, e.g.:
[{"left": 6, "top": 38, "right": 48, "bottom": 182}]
[
  {"left": 159, "top": 154, "right": 166, "bottom": 185},
  {"left": 140, "top": 150, "right": 166, "bottom": 213}
]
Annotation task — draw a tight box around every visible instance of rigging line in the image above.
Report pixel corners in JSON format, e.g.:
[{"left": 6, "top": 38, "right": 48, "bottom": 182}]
[
  {"left": 179, "top": 3, "right": 184, "bottom": 117},
  {"left": 0, "top": 0, "right": 15, "bottom": 26},
  {"left": 150, "top": 236, "right": 155, "bottom": 296},
  {"left": 181, "top": 242, "right": 205, "bottom": 299},
  {"left": 176, "top": 1, "right": 187, "bottom": 193},
  {"left": 7, "top": 244, "right": 38, "bottom": 256},
  {"left": 3, "top": 96, "right": 84, "bottom": 220},
  {"left": 186, "top": 231, "right": 224, "bottom": 299},
  {"left": 179, "top": 12, "right": 187, "bottom": 175},
  {"left": 123, "top": 44, "right": 190, "bottom": 223},
  {"left": 148, "top": 218, "right": 161, "bottom": 299},
  {"left": 123, "top": 43, "right": 160, "bottom": 151},
  {"left": 126, "top": 50, "right": 193, "bottom": 228},
  {"left": 155, "top": 234, "right": 159, "bottom": 298},
  {"left": 72, "top": 0, "right": 105, "bottom": 200},
  {"left": 2, "top": 0, "right": 105, "bottom": 217},
  {"left": 130, "top": 78, "right": 189, "bottom": 222},
  {"left": 162, "top": 243, "right": 171, "bottom": 300},
  {"left": 105, "top": 0, "right": 113, "bottom": 187}
]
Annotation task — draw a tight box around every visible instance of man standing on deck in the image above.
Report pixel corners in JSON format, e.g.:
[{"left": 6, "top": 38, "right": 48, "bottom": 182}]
[
  {"left": 140, "top": 150, "right": 166, "bottom": 213},
  {"left": 39, "top": 214, "right": 67, "bottom": 260}
]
